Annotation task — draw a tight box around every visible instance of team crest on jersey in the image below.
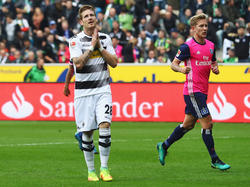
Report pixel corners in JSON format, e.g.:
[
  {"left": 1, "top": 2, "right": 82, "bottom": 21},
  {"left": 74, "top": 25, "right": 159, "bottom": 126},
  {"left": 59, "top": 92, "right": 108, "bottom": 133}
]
[
  {"left": 176, "top": 49, "right": 181, "bottom": 57},
  {"left": 210, "top": 48, "right": 214, "bottom": 54},
  {"left": 197, "top": 51, "right": 200, "bottom": 54},
  {"left": 71, "top": 41, "right": 76, "bottom": 47}
]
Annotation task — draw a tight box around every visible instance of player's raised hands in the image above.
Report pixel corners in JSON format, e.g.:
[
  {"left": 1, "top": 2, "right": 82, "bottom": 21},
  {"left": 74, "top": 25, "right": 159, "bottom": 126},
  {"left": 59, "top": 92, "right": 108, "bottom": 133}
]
[{"left": 91, "top": 27, "right": 100, "bottom": 48}]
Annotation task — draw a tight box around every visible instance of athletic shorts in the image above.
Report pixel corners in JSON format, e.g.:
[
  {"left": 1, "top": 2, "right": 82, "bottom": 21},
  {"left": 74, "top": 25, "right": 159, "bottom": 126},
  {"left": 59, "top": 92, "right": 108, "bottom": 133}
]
[
  {"left": 74, "top": 93, "right": 112, "bottom": 132},
  {"left": 184, "top": 92, "right": 210, "bottom": 119}
]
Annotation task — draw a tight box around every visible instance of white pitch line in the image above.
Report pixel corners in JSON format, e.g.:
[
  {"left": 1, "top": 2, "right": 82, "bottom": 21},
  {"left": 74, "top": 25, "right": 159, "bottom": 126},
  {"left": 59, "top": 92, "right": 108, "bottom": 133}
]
[{"left": 0, "top": 136, "right": 246, "bottom": 147}]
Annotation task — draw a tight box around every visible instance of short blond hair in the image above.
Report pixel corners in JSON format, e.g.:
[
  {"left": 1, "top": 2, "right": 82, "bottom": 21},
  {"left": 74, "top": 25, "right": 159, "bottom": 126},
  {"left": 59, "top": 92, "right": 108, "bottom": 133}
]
[
  {"left": 189, "top": 13, "right": 208, "bottom": 27},
  {"left": 78, "top": 5, "right": 96, "bottom": 20}
]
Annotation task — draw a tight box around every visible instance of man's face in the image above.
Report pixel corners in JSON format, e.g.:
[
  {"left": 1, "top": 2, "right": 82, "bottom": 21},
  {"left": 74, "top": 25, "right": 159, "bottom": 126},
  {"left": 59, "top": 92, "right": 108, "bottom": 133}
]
[
  {"left": 80, "top": 9, "right": 97, "bottom": 29},
  {"left": 194, "top": 19, "right": 208, "bottom": 38}
]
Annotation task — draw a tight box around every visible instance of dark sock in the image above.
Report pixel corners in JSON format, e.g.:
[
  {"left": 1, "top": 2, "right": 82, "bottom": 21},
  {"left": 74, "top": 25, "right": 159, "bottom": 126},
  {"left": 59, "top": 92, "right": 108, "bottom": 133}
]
[
  {"left": 202, "top": 129, "right": 218, "bottom": 161},
  {"left": 163, "top": 124, "right": 188, "bottom": 150}
]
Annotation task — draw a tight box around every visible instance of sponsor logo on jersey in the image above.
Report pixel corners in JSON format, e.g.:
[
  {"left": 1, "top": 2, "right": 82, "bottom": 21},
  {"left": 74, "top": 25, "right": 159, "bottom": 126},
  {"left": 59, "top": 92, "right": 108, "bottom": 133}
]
[
  {"left": 195, "top": 61, "right": 211, "bottom": 66},
  {"left": 210, "top": 48, "right": 213, "bottom": 54},
  {"left": 208, "top": 86, "right": 236, "bottom": 120},
  {"left": 1, "top": 86, "right": 33, "bottom": 119},
  {"left": 71, "top": 41, "right": 76, "bottom": 47},
  {"left": 90, "top": 50, "right": 102, "bottom": 59},
  {"left": 176, "top": 49, "right": 181, "bottom": 57}
]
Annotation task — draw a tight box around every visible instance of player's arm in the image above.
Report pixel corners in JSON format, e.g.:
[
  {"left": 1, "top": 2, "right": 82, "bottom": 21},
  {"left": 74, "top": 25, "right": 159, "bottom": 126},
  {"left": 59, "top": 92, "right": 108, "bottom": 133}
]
[
  {"left": 211, "top": 48, "right": 219, "bottom": 75},
  {"left": 171, "top": 58, "right": 191, "bottom": 74},
  {"left": 72, "top": 50, "right": 93, "bottom": 70},
  {"left": 94, "top": 29, "right": 117, "bottom": 68},
  {"left": 211, "top": 61, "right": 219, "bottom": 75},
  {"left": 64, "top": 64, "right": 74, "bottom": 96},
  {"left": 99, "top": 48, "right": 118, "bottom": 68},
  {"left": 171, "top": 44, "right": 191, "bottom": 74}
]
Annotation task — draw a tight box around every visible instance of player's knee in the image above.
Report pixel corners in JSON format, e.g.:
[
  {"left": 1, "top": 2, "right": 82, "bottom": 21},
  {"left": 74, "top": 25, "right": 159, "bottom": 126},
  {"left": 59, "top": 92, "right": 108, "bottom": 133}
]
[
  {"left": 82, "top": 133, "right": 94, "bottom": 152},
  {"left": 99, "top": 127, "right": 111, "bottom": 150},
  {"left": 99, "top": 122, "right": 110, "bottom": 128}
]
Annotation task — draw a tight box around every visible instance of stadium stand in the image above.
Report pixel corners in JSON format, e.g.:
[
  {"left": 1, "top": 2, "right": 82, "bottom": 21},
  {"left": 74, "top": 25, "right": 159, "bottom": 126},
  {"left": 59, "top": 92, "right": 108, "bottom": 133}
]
[{"left": 0, "top": 0, "right": 249, "bottom": 64}]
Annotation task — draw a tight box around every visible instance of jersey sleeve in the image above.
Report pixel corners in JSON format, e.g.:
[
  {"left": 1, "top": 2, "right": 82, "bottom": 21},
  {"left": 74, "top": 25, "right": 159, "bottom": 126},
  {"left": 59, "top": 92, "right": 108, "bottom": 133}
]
[
  {"left": 175, "top": 43, "right": 190, "bottom": 61},
  {"left": 105, "top": 35, "right": 116, "bottom": 55},
  {"left": 69, "top": 37, "right": 82, "bottom": 60},
  {"left": 212, "top": 48, "right": 216, "bottom": 62}
]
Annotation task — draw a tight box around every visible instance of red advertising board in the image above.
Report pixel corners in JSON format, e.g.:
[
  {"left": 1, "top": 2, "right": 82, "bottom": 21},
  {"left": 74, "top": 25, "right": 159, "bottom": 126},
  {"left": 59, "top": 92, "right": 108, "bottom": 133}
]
[{"left": 0, "top": 83, "right": 249, "bottom": 122}]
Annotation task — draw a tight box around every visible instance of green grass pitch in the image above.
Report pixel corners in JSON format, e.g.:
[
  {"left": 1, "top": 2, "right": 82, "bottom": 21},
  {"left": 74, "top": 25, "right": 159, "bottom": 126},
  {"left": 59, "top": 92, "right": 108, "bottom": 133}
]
[{"left": 0, "top": 121, "right": 250, "bottom": 187}]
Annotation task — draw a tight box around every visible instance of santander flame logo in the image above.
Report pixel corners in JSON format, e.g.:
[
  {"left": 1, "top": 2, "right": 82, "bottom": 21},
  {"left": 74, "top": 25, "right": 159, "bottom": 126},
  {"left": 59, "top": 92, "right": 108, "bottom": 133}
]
[
  {"left": 1, "top": 86, "right": 33, "bottom": 119},
  {"left": 208, "top": 86, "right": 236, "bottom": 120}
]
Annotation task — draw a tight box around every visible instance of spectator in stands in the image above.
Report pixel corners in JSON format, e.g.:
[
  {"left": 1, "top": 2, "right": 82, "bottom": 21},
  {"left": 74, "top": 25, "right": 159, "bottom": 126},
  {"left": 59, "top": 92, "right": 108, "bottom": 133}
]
[
  {"left": 157, "top": 55, "right": 167, "bottom": 63},
  {"left": 154, "top": 29, "right": 170, "bottom": 56},
  {"left": 30, "top": 7, "right": 49, "bottom": 33},
  {"left": 24, "top": 50, "right": 36, "bottom": 64},
  {"left": 145, "top": 49, "right": 157, "bottom": 63},
  {"left": 106, "top": 7, "right": 118, "bottom": 30},
  {"left": 57, "top": 42, "right": 70, "bottom": 63},
  {"left": 163, "top": 9, "right": 177, "bottom": 35},
  {"left": 180, "top": 8, "right": 192, "bottom": 26},
  {"left": 112, "top": 36, "right": 123, "bottom": 63},
  {"left": 0, "top": 49, "right": 8, "bottom": 64},
  {"left": 211, "top": 8, "right": 226, "bottom": 49},
  {"left": 223, "top": 25, "right": 250, "bottom": 62},
  {"left": 96, "top": 12, "right": 111, "bottom": 34},
  {"left": 15, "top": 12, "right": 29, "bottom": 39},
  {"left": 61, "top": 0, "right": 78, "bottom": 29},
  {"left": 36, "top": 49, "right": 44, "bottom": 59},
  {"left": 1, "top": 0, "right": 16, "bottom": 18},
  {"left": 2, "top": 14, "right": 19, "bottom": 47},
  {"left": 46, "top": 34, "right": 58, "bottom": 56},
  {"left": 137, "top": 30, "right": 152, "bottom": 61},
  {"left": 109, "top": 20, "right": 127, "bottom": 46},
  {"left": 206, "top": 0, "right": 222, "bottom": 17},
  {"left": 33, "top": 30, "right": 45, "bottom": 49},
  {"left": 118, "top": 5, "right": 134, "bottom": 32},
  {"left": 48, "top": 20, "right": 58, "bottom": 35},
  {"left": 223, "top": 48, "right": 238, "bottom": 63},
  {"left": 122, "top": 38, "right": 137, "bottom": 63},
  {"left": 42, "top": 37, "right": 57, "bottom": 63},
  {"left": 57, "top": 19, "right": 73, "bottom": 43},
  {"left": 194, "top": 0, "right": 208, "bottom": 13},
  {"left": 12, "top": 50, "right": 23, "bottom": 63},
  {"left": 145, "top": 5, "right": 161, "bottom": 41},
  {"left": 6, "top": 45, "right": 17, "bottom": 63},
  {"left": 137, "top": 17, "right": 147, "bottom": 34},
  {"left": 21, "top": 39, "right": 35, "bottom": 60},
  {"left": 153, "top": 0, "right": 166, "bottom": 10},
  {"left": 24, "top": 57, "right": 47, "bottom": 82},
  {"left": 134, "top": 0, "right": 148, "bottom": 25},
  {"left": 221, "top": 0, "right": 240, "bottom": 23}
]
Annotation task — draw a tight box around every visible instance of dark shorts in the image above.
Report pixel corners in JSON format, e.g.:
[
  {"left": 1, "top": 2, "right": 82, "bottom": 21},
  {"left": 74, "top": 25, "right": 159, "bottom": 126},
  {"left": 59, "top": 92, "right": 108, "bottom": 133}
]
[{"left": 184, "top": 92, "right": 210, "bottom": 119}]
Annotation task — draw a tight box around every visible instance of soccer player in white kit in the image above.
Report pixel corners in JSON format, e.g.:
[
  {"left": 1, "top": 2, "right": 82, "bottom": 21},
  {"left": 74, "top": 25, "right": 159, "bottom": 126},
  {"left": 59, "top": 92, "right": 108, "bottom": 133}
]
[{"left": 66, "top": 5, "right": 117, "bottom": 182}]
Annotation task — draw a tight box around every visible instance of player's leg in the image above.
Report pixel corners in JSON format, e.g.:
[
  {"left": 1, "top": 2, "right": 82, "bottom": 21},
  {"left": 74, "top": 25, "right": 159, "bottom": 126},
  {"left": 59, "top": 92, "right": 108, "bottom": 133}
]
[
  {"left": 74, "top": 96, "right": 99, "bottom": 181},
  {"left": 199, "top": 116, "right": 230, "bottom": 170},
  {"left": 74, "top": 131, "right": 98, "bottom": 154},
  {"left": 157, "top": 114, "right": 197, "bottom": 165},
  {"left": 96, "top": 93, "right": 113, "bottom": 181},
  {"left": 82, "top": 130, "right": 99, "bottom": 181},
  {"left": 157, "top": 94, "right": 198, "bottom": 166},
  {"left": 99, "top": 122, "right": 112, "bottom": 181}
]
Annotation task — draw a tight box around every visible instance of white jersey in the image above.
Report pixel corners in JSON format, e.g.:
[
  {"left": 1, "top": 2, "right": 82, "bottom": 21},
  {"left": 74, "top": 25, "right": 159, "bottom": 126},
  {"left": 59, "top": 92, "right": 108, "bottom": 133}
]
[{"left": 69, "top": 31, "right": 116, "bottom": 98}]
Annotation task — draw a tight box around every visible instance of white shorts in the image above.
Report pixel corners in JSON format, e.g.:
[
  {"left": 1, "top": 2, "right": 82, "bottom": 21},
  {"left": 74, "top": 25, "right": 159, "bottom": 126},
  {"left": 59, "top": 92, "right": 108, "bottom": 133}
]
[{"left": 74, "top": 93, "right": 112, "bottom": 132}]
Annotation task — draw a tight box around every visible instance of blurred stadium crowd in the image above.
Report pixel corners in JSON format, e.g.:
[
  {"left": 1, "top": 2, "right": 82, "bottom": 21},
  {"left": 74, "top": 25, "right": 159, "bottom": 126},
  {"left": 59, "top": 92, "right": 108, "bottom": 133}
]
[{"left": 0, "top": 0, "right": 249, "bottom": 64}]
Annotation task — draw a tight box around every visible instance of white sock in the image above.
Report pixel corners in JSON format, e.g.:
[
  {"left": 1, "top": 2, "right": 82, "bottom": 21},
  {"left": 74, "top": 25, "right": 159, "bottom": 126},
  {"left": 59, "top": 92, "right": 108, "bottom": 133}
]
[
  {"left": 82, "top": 133, "right": 94, "bottom": 171},
  {"left": 99, "top": 128, "right": 111, "bottom": 168}
]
